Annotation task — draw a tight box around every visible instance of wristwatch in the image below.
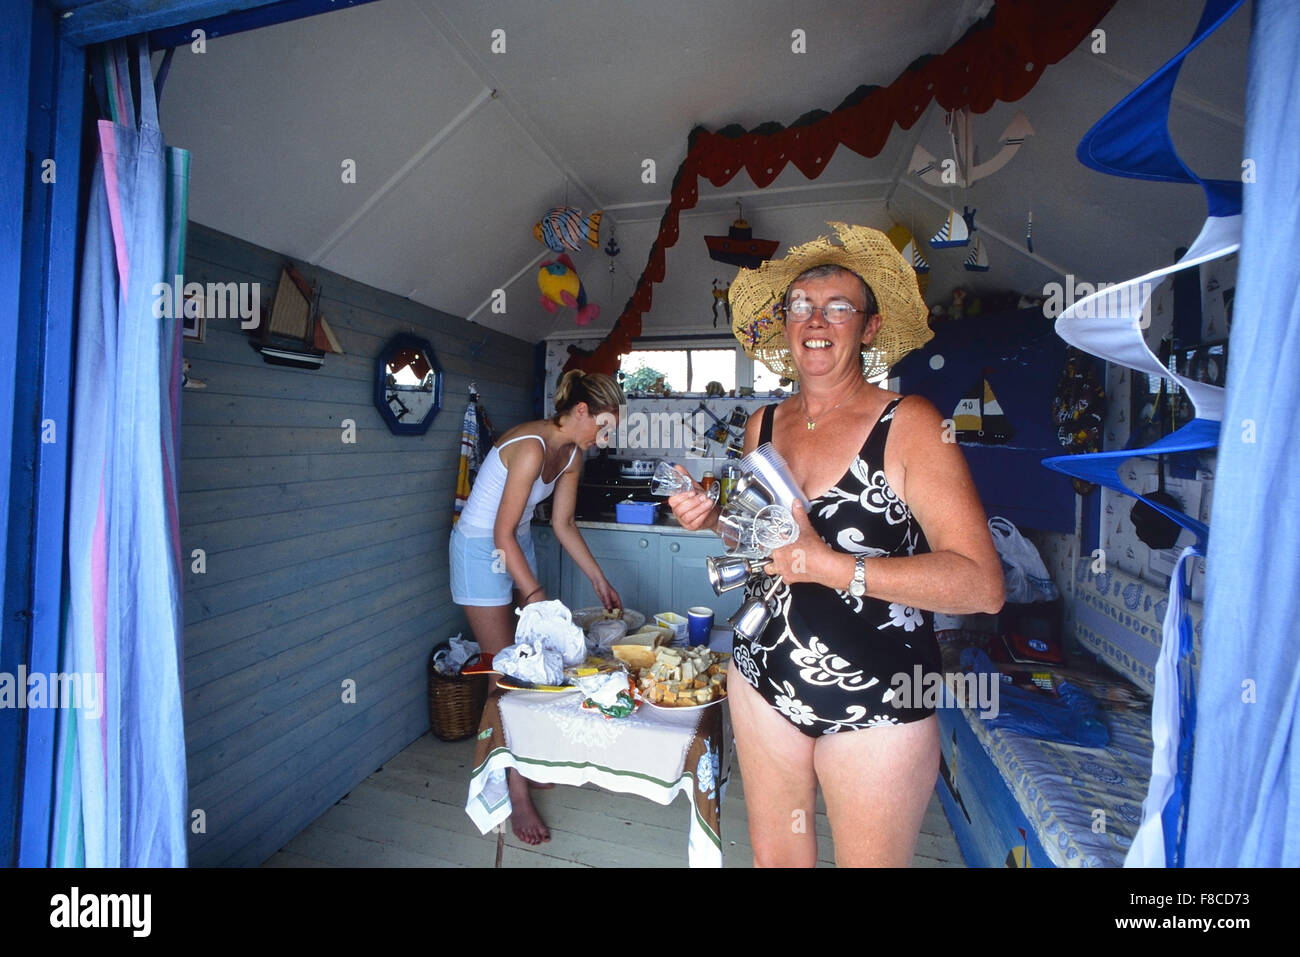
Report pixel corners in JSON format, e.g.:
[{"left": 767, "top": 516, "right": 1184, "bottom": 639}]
[{"left": 849, "top": 555, "right": 867, "bottom": 597}]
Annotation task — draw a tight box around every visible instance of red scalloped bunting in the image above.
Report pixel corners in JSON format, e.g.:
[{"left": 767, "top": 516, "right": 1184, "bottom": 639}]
[
  {"left": 657, "top": 217, "right": 679, "bottom": 248},
  {"left": 646, "top": 246, "right": 666, "bottom": 284},
  {"left": 788, "top": 119, "right": 837, "bottom": 180},
  {"left": 632, "top": 283, "right": 653, "bottom": 313},
  {"left": 563, "top": 0, "right": 1115, "bottom": 377}
]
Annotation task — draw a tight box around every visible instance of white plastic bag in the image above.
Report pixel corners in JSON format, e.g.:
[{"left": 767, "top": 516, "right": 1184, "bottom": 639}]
[
  {"left": 492, "top": 640, "right": 564, "bottom": 686},
  {"left": 432, "top": 633, "right": 481, "bottom": 676},
  {"left": 987, "top": 516, "right": 1060, "bottom": 603},
  {"left": 514, "top": 599, "right": 587, "bottom": 667}
]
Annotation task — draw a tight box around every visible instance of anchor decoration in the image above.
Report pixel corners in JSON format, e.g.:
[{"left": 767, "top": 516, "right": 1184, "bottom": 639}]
[{"left": 909, "top": 108, "right": 1034, "bottom": 189}]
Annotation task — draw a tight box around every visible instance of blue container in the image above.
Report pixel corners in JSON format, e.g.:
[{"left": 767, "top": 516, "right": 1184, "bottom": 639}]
[{"left": 615, "top": 500, "right": 659, "bottom": 524}]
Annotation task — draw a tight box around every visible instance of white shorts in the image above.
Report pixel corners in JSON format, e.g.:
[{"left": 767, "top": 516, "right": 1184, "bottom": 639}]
[{"left": 449, "top": 523, "right": 538, "bottom": 607}]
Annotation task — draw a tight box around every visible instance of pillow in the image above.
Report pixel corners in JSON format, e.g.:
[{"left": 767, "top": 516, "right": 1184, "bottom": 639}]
[{"left": 1071, "top": 559, "right": 1203, "bottom": 695}]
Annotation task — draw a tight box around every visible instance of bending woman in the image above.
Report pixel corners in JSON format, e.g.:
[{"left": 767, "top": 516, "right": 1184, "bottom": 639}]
[
  {"left": 450, "top": 370, "right": 625, "bottom": 845},
  {"left": 669, "top": 224, "right": 1003, "bottom": 866}
]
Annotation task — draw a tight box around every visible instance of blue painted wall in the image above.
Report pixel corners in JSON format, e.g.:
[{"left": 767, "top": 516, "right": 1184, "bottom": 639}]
[{"left": 180, "top": 223, "right": 535, "bottom": 865}]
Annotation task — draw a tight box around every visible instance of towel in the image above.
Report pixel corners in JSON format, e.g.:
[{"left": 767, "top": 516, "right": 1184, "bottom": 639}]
[{"left": 453, "top": 397, "right": 480, "bottom": 524}]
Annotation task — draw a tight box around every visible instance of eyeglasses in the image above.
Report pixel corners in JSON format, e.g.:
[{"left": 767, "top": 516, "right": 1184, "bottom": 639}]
[{"left": 782, "top": 300, "right": 865, "bottom": 324}]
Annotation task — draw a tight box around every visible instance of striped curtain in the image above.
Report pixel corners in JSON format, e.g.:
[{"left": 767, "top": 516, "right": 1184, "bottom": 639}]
[
  {"left": 1187, "top": 0, "right": 1300, "bottom": 867},
  {"left": 50, "top": 39, "right": 189, "bottom": 867}
]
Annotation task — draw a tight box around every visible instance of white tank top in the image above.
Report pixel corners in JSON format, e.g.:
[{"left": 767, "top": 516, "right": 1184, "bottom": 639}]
[{"left": 456, "top": 434, "right": 577, "bottom": 535}]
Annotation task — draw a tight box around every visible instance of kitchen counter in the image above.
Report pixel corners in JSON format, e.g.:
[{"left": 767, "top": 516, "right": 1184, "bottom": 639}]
[
  {"left": 529, "top": 518, "right": 740, "bottom": 619},
  {"left": 532, "top": 517, "right": 720, "bottom": 538}
]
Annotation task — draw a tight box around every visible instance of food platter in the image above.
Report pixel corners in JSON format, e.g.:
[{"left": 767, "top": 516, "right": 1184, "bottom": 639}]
[
  {"left": 464, "top": 653, "right": 581, "bottom": 693},
  {"left": 641, "top": 689, "right": 727, "bottom": 712},
  {"left": 571, "top": 607, "right": 646, "bottom": 633},
  {"left": 632, "top": 646, "right": 730, "bottom": 708},
  {"left": 496, "top": 677, "right": 579, "bottom": 694},
  {"left": 496, "top": 657, "right": 623, "bottom": 693}
]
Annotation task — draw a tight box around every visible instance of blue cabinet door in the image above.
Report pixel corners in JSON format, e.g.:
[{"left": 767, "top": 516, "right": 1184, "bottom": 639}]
[
  {"left": 660, "top": 533, "right": 744, "bottom": 623},
  {"left": 531, "top": 525, "right": 562, "bottom": 601},
  {"left": 561, "top": 527, "right": 657, "bottom": 614}
]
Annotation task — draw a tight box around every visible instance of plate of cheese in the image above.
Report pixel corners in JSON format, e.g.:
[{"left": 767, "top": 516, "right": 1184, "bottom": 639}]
[
  {"left": 572, "top": 607, "right": 646, "bottom": 634},
  {"left": 631, "top": 645, "right": 729, "bottom": 709}
]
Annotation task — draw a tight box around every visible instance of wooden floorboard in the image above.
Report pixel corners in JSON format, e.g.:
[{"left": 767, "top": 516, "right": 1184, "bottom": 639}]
[{"left": 260, "top": 732, "right": 967, "bottom": 868}]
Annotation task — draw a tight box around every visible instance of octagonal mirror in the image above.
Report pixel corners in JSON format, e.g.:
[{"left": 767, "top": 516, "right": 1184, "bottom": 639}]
[{"left": 374, "top": 334, "right": 443, "bottom": 435}]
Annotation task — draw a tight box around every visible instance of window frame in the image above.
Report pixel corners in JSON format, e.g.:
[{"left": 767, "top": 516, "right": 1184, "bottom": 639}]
[{"left": 618, "top": 335, "right": 774, "bottom": 396}]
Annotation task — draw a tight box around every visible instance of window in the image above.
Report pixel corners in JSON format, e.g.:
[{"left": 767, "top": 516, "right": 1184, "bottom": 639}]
[
  {"left": 620, "top": 348, "right": 736, "bottom": 393},
  {"left": 618, "top": 343, "right": 783, "bottom": 396},
  {"left": 752, "top": 360, "right": 784, "bottom": 392}
]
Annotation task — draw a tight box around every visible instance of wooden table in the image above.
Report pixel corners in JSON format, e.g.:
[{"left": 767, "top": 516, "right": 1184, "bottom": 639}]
[{"left": 466, "top": 687, "right": 732, "bottom": 867}]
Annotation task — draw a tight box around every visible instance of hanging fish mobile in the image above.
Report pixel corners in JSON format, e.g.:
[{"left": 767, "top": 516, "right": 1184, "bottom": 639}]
[
  {"left": 534, "top": 206, "right": 603, "bottom": 253},
  {"left": 537, "top": 253, "right": 600, "bottom": 326}
]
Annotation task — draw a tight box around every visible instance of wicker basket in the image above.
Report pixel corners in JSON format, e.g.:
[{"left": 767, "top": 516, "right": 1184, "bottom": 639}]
[{"left": 427, "top": 645, "right": 489, "bottom": 742}]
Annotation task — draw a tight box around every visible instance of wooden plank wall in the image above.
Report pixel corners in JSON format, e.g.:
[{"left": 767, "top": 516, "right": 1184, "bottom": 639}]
[{"left": 180, "top": 223, "right": 536, "bottom": 866}]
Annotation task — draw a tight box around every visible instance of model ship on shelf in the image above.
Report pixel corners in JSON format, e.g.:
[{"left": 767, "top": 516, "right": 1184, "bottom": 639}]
[{"left": 251, "top": 263, "right": 343, "bottom": 369}]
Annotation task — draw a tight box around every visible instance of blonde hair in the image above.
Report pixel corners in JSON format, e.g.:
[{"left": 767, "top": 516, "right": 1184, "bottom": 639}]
[{"left": 552, "top": 370, "right": 624, "bottom": 424}]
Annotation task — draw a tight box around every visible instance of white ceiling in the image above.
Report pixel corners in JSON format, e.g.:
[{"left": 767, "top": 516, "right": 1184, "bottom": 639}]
[{"left": 158, "top": 0, "right": 1251, "bottom": 345}]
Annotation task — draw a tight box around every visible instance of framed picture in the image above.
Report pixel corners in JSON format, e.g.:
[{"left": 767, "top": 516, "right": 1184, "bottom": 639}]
[
  {"left": 182, "top": 290, "right": 205, "bottom": 342},
  {"left": 1176, "top": 339, "right": 1228, "bottom": 388},
  {"left": 1130, "top": 338, "right": 1228, "bottom": 438}
]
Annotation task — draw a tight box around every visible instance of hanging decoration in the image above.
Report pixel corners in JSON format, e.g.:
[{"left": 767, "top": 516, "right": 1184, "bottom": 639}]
[
  {"left": 908, "top": 108, "right": 1035, "bottom": 188},
  {"left": 885, "top": 222, "right": 930, "bottom": 294},
  {"left": 711, "top": 278, "right": 732, "bottom": 328},
  {"left": 538, "top": 253, "right": 600, "bottom": 325},
  {"left": 1039, "top": 0, "right": 1247, "bottom": 870},
  {"left": 534, "top": 206, "right": 603, "bottom": 253},
  {"left": 930, "top": 205, "right": 977, "bottom": 248},
  {"left": 904, "top": 237, "right": 930, "bottom": 275},
  {"left": 563, "top": 0, "right": 1117, "bottom": 376},
  {"left": 604, "top": 222, "right": 620, "bottom": 303},
  {"left": 963, "top": 234, "right": 990, "bottom": 272},
  {"left": 705, "top": 203, "right": 779, "bottom": 269}
]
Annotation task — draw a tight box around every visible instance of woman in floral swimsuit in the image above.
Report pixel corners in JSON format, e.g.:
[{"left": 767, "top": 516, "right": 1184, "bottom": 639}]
[
  {"left": 669, "top": 224, "right": 1004, "bottom": 866},
  {"left": 730, "top": 395, "right": 944, "bottom": 734}
]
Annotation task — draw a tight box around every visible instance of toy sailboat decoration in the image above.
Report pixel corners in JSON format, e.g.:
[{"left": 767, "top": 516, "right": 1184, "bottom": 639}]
[
  {"left": 902, "top": 238, "right": 930, "bottom": 274},
  {"left": 929, "top": 206, "right": 976, "bottom": 248},
  {"left": 705, "top": 217, "right": 779, "bottom": 269},
  {"left": 963, "top": 235, "right": 989, "bottom": 272},
  {"left": 952, "top": 377, "right": 1013, "bottom": 444}
]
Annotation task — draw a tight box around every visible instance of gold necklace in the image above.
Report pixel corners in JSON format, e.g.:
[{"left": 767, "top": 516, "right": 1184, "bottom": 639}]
[{"left": 801, "top": 385, "right": 859, "bottom": 430}]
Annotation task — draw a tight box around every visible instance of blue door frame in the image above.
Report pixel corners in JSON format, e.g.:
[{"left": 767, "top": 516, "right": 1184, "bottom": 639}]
[{"left": 2, "top": 0, "right": 375, "bottom": 868}]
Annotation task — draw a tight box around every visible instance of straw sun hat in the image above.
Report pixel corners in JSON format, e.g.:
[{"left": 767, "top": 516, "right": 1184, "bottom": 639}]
[{"left": 729, "top": 222, "right": 932, "bottom": 381}]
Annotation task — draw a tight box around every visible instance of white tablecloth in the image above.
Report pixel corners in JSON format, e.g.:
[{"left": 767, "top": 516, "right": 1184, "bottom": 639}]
[{"left": 466, "top": 689, "right": 732, "bottom": 867}]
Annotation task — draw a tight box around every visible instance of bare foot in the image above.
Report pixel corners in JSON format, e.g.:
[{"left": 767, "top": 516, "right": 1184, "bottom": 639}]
[{"left": 507, "top": 770, "right": 550, "bottom": 845}]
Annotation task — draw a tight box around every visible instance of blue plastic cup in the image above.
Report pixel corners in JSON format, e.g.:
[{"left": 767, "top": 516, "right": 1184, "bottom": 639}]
[{"left": 687, "top": 606, "right": 714, "bottom": 646}]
